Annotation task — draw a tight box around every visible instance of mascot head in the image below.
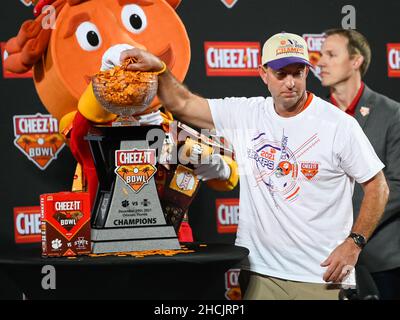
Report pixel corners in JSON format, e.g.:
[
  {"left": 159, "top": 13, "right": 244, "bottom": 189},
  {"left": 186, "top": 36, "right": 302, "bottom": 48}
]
[{"left": 5, "top": 0, "right": 190, "bottom": 121}]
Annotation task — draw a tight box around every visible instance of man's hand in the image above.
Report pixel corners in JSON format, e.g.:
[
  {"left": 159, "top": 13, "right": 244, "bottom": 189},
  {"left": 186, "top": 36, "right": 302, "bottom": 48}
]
[
  {"left": 120, "top": 47, "right": 164, "bottom": 73},
  {"left": 319, "top": 172, "right": 388, "bottom": 284},
  {"left": 119, "top": 47, "right": 215, "bottom": 130},
  {"left": 320, "top": 238, "right": 361, "bottom": 283}
]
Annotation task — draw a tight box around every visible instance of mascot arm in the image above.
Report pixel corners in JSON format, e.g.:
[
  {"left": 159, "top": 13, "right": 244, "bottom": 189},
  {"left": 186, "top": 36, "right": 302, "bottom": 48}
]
[
  {"left": 78, "top": 82, "right": 117, "bottom": 124},
  {"left": 206, "top": 155, "right": 239, "bottom": 192}
]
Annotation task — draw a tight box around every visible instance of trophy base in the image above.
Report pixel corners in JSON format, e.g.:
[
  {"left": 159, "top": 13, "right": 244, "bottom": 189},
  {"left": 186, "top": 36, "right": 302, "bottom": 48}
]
[
  {"left": 91, "top": 226, "right": 180, "bottom": 254},
  {"left": 111, "top": 115, "right": 140, "bottom": 127}
]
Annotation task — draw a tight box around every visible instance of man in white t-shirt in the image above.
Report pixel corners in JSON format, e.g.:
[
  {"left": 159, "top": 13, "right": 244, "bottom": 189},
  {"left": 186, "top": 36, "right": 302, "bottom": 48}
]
[{"left": 118, "top": 32, "right": 389, "bottom": 300}]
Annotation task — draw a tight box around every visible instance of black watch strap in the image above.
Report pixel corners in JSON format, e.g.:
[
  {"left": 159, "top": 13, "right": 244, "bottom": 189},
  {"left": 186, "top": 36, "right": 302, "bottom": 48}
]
[{"left": 348, "top": 232, "right": 367, "bottom": 249}]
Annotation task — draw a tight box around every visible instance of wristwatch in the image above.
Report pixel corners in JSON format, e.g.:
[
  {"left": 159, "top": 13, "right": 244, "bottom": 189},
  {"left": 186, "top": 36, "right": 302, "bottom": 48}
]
[{"left": 348, "top": 232, "right": 367, "bottom": 249}]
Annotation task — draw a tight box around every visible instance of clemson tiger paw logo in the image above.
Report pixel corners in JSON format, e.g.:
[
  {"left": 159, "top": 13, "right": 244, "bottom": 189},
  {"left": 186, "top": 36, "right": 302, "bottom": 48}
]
[{"left": 51, "top": 238, "right": 62, "bottom": 250}]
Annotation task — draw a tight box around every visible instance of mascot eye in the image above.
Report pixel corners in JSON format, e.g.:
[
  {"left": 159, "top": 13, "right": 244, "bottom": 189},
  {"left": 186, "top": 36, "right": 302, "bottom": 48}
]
[
  {"left": 121, "top": 4, "right": 147, "bottom": 34},
  {"left": 75, "top": 22, "right": 102, "bottom": 51}
]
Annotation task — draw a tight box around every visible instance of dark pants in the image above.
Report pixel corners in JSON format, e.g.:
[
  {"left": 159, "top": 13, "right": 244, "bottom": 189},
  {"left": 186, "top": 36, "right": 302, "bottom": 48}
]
[
  {"left": 238, "top": 269, "right": 250, "bottom": 298},
  {"left": 371, "top": 267, "right": 400, "bottom": 300}
]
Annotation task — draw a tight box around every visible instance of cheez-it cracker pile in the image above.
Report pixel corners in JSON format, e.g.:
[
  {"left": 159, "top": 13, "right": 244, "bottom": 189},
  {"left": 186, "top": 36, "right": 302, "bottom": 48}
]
[
  {"left": 40, "top": 192, "right": 91, "bottom": 257},
  {"left": 92, "top": 58, "right": 157, "bottom": 107},
  {"left": 89, "top": 247, "right": 196, "bottom": 258}
]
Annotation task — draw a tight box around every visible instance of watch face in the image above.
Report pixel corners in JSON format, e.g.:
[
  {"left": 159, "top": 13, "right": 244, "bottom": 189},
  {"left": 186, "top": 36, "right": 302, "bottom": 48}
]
[{"left": 351, "top": 233, "right": 366, "bottom": 248}]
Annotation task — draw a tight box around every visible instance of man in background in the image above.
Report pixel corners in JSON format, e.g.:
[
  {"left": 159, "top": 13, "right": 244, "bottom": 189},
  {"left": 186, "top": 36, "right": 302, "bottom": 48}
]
[{"left": 319, "top": 28, "right": 400, "bottom": 299}]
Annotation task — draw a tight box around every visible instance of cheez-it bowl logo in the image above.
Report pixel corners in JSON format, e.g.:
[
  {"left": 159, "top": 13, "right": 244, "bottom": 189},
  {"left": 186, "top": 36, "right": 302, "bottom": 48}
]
[
  {"left": 300, "top": 162, "right": 319, "bottom": 180},
  {"left": 115, "top": 149, "right": 157, "bottom": 193},
  {"left": 220, "top": 0, "right": 238, "bottom": 9},
  {"left": 13, "top": 114, "right": 65, "bottom": 170},
  {"left": 53, "top": 210, "right": 83, "bottom": 232},
  {"left": 46, "top": 200, "right": 86, "bottom": 241}
]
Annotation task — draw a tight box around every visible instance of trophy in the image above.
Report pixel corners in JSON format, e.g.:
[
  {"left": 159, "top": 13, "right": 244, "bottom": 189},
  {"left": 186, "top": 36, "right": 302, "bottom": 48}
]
[{"left": 88, "top": 65, "right": 187, "bottom": 253}]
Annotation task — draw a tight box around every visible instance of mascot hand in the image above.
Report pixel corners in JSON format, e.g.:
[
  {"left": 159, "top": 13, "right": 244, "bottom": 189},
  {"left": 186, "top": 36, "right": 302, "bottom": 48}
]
[
  {"left": 188, "top": 143, "right": 203, "bottom": 165},
  {"left": 193, "top": 153, "right": 231, "bottom": 181},
  {"left": 101, "top": 44, "right": 134, "bottom": 71}
]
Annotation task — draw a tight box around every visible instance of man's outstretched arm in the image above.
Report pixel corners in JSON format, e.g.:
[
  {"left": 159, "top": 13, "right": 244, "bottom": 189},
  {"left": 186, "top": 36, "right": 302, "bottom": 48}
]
[{"left": 121, "top": 48, "right": 214, "bottom": 130}]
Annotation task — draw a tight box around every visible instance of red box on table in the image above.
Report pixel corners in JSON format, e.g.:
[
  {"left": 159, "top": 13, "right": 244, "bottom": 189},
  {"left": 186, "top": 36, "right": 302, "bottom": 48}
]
[{"left": 40, "top": 192, "right": 91, "bottom": 257}]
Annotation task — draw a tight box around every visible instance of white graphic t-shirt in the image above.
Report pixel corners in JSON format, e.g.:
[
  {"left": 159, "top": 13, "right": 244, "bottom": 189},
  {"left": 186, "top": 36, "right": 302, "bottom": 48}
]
[{"left": 208, "top": 94, "right": 384, "bottom": 284}]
